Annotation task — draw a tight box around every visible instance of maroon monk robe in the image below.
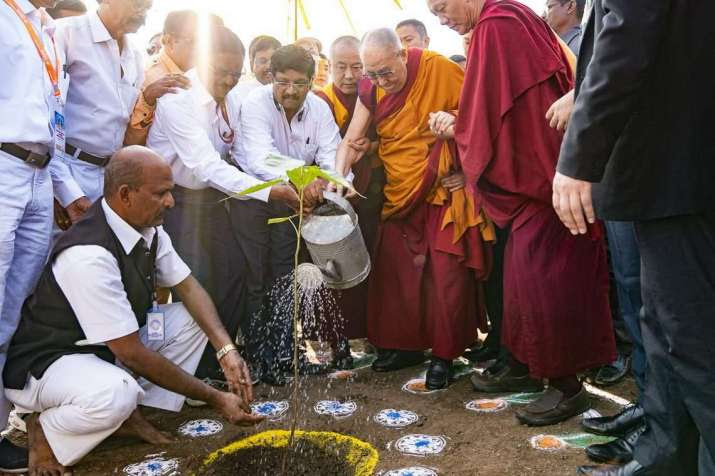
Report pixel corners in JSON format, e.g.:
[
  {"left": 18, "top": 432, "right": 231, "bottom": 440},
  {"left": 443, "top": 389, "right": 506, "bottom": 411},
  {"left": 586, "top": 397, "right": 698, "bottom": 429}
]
[
  {"left": 455, "top": 0, "right": 615, "bottom": 378},
  {"left": 360, "top": 49, "right": 492, "bottom": 361}
]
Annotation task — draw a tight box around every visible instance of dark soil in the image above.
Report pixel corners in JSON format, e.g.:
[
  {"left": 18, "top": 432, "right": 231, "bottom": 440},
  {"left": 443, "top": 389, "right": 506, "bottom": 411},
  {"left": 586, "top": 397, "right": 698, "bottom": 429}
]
[
  {"left": 6, "top": 351, "right": 637, "bottom": 476},
  {"left": 198, "top": 439, "right": 352, "bottom": 476}
]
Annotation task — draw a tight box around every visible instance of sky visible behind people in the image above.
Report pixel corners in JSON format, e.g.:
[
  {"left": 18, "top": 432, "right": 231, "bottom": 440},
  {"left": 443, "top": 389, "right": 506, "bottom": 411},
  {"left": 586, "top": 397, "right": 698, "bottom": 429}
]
[{"left": 112, "top": 0, "right": 544, "bottom": 61}]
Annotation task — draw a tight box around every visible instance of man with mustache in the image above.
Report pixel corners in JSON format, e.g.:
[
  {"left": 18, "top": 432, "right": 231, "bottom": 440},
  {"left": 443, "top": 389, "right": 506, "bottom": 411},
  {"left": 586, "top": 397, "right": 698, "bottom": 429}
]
[
  {"left": 428, "top": 0, "right": 615, "bottom": 425},
  {"left": 3, "top": 147, "right": 264, "bottom": 476},
  {"left": 334, "top": 29, "right": 494, "bottom": 390},
  {"left": 236, "top": 45, "right": 342, "bottom": 384},
  {"left": 51, "top": 0, "right": 187, "bottom": 228},
  {"left": 147, "top": 25, "right": 300, "bottom": 385}
]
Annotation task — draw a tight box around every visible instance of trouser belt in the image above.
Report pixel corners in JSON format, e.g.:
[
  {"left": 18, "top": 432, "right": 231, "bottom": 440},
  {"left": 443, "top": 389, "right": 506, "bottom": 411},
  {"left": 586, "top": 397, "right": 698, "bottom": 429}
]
[
  {"left": 65, "top": 144, "right": 111, "bottom": 167},
  {"left": 0, "top": 142, "right": 51, "bottom": 168}
]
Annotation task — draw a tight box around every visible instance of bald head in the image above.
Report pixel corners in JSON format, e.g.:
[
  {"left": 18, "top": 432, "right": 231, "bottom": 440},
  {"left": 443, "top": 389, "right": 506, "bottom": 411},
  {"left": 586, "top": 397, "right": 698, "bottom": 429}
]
[
  {"left": 330, "top": 35, "right": 360, "bottom": 61},
  {"left": 104, "top": 146, "right": 174, "bottom": 228},
  {"left": 104, "top": 146, "right": 167, "bottom": 198},
  {"left": 361, "top": 28, "right": 402, "bottom": 56},
  {"left": 360, "top": 28, "right": 408, "bottom": 95},
  {"left": 329, "top": 36, "right": 362, "bottom": 95}
]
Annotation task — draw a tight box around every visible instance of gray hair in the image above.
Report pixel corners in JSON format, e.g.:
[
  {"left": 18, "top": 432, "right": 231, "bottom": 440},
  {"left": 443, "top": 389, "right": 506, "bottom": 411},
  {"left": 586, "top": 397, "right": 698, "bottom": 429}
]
[{"left": 361, "top": 28, "right": 402, "bottom": 56}]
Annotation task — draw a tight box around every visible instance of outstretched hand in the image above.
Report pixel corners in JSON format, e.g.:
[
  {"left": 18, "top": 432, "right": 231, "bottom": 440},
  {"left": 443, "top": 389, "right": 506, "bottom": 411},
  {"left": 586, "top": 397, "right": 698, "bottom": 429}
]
[
  {"left": 552, "top": 171, "right": 595, "bottom": 235},
  {"left": 214, "top": 392, "right": 265, "bottom": 426},
  {"left": 219, "top": 350, "right": 254, "bottom": 407}
]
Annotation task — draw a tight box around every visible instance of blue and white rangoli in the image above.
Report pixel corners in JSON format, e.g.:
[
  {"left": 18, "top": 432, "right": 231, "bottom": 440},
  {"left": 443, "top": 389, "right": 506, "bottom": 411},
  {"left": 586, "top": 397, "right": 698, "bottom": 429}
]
[
  {"left": 395, "top": 434, "right": 447, "bottom": 456},
  {"left": 314, "top": 400, "right": 357, "bottom": 418},
  {"left": 178, "top": 419, "right": 223, "bottom": 438},
  {"left": 374, "top": 409, "right": 419, "bottom": 428}
]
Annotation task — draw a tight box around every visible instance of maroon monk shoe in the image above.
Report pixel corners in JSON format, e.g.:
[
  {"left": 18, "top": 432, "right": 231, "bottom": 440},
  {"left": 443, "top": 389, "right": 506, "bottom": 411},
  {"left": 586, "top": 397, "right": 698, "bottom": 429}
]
[
  {"left": 515, "top": 387, "right": 591, "bottom": 426},
  {"left": 470, "top": 365, "right": 544, "bottom": 393}
]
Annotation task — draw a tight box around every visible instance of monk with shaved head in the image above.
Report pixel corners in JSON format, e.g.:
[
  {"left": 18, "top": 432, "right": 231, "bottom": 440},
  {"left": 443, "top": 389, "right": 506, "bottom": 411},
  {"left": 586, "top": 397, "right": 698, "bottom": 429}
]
[
  {"left": 335, "top": 28, "right": 494, "bottom": 389},
  {"left": 3, "top": 146, "right": 263, "bottom": 474},
  {"left": 312, "top": 36, "right": 383, "bottom": 369}
]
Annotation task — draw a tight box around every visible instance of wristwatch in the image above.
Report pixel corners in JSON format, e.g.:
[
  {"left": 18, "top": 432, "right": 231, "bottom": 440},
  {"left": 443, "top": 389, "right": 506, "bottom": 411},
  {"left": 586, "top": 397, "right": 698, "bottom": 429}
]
[{"left": 216, "top": 343, "right": 237, "bottom": 362}]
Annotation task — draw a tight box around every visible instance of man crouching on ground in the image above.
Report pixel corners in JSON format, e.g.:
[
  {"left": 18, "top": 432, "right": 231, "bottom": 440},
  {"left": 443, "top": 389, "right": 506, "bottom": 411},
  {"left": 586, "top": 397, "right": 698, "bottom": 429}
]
[{"left": 2, "top": 146, "right": 264, "bottom": 475}]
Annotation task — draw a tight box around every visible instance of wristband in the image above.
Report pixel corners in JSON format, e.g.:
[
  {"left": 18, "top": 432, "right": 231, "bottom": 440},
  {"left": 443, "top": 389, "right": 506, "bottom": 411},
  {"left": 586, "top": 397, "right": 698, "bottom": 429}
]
[{"left": 216, "top": 343, "right": 237, "bottom": 362}]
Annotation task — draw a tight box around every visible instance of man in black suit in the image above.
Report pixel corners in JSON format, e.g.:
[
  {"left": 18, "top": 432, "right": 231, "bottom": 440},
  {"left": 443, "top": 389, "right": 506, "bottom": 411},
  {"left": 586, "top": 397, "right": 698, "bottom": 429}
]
[{"left": 552, "top": 1, "right": 715, "bottom": 475}]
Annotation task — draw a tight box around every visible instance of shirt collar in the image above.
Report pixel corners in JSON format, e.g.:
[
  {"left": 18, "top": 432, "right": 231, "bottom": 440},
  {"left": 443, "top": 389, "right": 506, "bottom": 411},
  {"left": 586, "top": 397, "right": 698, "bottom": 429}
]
[
  {"left": 158, "top": 51, "right": 184, "bottom": 74},
  {"left": 186, "top": 69, "right": 215, "bottom": 107},
  {"left": 101, "top": 199, "right": 156, "bottom": 255},
  {"left": 89, "top": 11, "right": 114, "bottom": 44},
  {"left": 562, "top": 25, "right": 581, "bottom": 43}
]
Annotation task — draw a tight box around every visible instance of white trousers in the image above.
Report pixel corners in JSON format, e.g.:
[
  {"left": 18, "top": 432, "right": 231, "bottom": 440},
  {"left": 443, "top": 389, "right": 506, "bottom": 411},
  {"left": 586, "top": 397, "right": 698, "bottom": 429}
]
[
  {"left": 5, "top": 303, "right": 208, "bottom": 466},
  {"left": 0, "top": 152, "right": 53, "bottom": 429}
]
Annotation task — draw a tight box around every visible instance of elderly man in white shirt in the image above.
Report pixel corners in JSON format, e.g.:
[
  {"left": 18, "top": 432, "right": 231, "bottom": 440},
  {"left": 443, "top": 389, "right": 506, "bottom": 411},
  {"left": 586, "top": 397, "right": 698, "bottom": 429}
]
[
  {"left": 52, "top": 0, "right": 186, "bottom": 226},
  {"left": 0, "top": 0, "right": 80, "bottom": 470},
  {"left": 3, "top": 147, "right": 264, "bottom": 475},
  {"left": 234, "top": 44, "right": 343, "bottom": 384},
  {"left": 147, "top": 25, "right": 300, "bottom": 382}
]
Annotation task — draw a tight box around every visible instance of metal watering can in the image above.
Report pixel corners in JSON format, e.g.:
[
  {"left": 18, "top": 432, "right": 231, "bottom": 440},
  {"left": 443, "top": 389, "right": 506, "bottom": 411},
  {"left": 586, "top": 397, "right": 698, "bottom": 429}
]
[{"left": 301, "top": 191, "right": 371, "bottom": 289}]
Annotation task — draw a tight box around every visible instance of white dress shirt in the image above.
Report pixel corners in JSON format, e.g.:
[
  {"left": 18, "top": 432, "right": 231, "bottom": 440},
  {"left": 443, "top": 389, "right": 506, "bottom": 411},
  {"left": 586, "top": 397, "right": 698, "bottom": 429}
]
[
  {"left": 238, "top": 84, "right": 342, "bottom": 182},
  {"left": 231, "top": 78, "right": 262, "bottom": 102},
  {"left": 56, "top": 12, "right": 144, "bottom": 158},
  {"left": 147, "top": 69, "right": 270, "bottom": 202},
  {"left": 53, "top": 199, "right": 191, "bottom": 344},
  {"left": 0, "top": 1, "right": 80, "bottom": 204}
]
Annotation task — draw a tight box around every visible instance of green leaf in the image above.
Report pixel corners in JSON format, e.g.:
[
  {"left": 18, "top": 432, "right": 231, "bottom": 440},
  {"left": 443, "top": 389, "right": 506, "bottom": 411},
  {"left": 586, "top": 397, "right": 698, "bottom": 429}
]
[
  {"left": 315, "top": 169, "right": 366, "bottom": 198},
  {"left": 286, "top": 166, "right": 320, "bottom": 191},
  {"left": 267, "top": 215, "right": 298, "bottom": 225},
  {"left": 236, "top": 178, "right": 285, "bottom": 196}
]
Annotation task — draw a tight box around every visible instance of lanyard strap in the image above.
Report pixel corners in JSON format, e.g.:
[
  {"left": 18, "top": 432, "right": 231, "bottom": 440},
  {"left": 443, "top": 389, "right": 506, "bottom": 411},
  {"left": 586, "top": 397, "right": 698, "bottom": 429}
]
[{"left": 4, "top": 0, "right": 61, "bottom": 97}]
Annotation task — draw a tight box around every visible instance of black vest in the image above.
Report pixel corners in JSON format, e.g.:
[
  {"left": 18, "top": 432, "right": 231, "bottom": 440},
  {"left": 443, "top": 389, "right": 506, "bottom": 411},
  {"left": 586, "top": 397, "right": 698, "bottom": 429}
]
[{"left": 3, "top": 201, "right": 157, "bottom": 390}]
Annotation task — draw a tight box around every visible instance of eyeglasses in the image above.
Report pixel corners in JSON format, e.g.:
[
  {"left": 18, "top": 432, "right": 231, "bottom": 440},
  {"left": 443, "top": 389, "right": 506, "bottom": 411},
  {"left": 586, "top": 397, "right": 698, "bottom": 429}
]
[
  {"left": 273, "top": 80, "right": 311, "bottom": 91},
  {"left": 363, "top": 69, "right": 395, "bottom": 82},
  {"left": 208, "top": 64, "right": 242, "bottom": 81}
]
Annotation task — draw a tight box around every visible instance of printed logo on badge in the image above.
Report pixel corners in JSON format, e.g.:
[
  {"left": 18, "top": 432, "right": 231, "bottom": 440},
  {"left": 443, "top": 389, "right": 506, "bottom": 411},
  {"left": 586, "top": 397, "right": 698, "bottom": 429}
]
[{"left": 147, "top": 311, "right": 165, "bottom": 342}]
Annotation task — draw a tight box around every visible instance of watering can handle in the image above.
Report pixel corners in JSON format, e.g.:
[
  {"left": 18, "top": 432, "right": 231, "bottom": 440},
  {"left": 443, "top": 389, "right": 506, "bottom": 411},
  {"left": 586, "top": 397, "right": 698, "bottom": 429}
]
[{"left": 321, "top": 191, "right": 358, "bottom": 224}]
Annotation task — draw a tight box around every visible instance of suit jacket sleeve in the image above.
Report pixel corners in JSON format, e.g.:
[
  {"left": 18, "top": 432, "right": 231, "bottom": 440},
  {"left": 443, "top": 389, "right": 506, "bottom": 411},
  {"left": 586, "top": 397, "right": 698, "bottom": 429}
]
[{"left": 557, "top": 0, "right": 671, "bottom": 182}]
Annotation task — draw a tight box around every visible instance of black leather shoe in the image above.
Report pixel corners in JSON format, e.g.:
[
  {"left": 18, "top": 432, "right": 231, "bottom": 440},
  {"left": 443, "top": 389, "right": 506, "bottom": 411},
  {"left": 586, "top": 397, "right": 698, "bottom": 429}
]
[
  {"left": 582, "top": 404, "right": 645, "bottom": 437},
  {"left": 332, "top": 338, "right": 354, "bottom": 370},
  {"left": 371, "top": 350, "right": 425, "bottom": 372},
  {"left": 0, "top": 438, "right": 28, "bottom": 474},
  {"left": 578, "top": 460, "right": 645, "bottom": 475},
  {"left": 425, "top": 357, "right": 452, "bottom": 390},
  {"left": 463, "top": 345, "right": 499, "bottom": 363},
  {"left": 471, "top": 365, "right": 544, "bottom": 393},
  {"left": 585, "top": 424, "right": 646, "bottom": 464},
  {"left": 516, "top": 387, "right": 591, "bottom": 426}
]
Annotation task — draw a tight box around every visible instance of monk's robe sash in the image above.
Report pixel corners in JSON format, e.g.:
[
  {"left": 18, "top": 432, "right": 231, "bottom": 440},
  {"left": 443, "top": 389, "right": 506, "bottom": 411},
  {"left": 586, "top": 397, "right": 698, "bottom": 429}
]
[
  {"left": 315, "top": 83, "right": 357, "bottom": 136},
  {"left": 317, "top": 81, "right": 380, "bottom": 195},
  {"left": 359, "top": 48, "right": 494, "bottom": 269}
]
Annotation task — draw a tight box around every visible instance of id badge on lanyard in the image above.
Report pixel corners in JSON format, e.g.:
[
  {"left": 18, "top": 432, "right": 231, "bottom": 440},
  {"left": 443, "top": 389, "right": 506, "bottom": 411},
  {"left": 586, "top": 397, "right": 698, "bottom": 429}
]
[
  {"left": 5, "top": 0, "right": 65, "bottom": 157},
  {"left": 53, "top": 95, "right": 66, "bottom": 159}
]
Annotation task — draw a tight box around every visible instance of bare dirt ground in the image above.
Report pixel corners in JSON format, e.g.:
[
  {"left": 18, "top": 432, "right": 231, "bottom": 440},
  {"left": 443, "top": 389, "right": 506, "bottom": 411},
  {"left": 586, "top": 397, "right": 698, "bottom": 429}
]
[{"left": 19, "top": 358, "right": 637, "bottom": 476}]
